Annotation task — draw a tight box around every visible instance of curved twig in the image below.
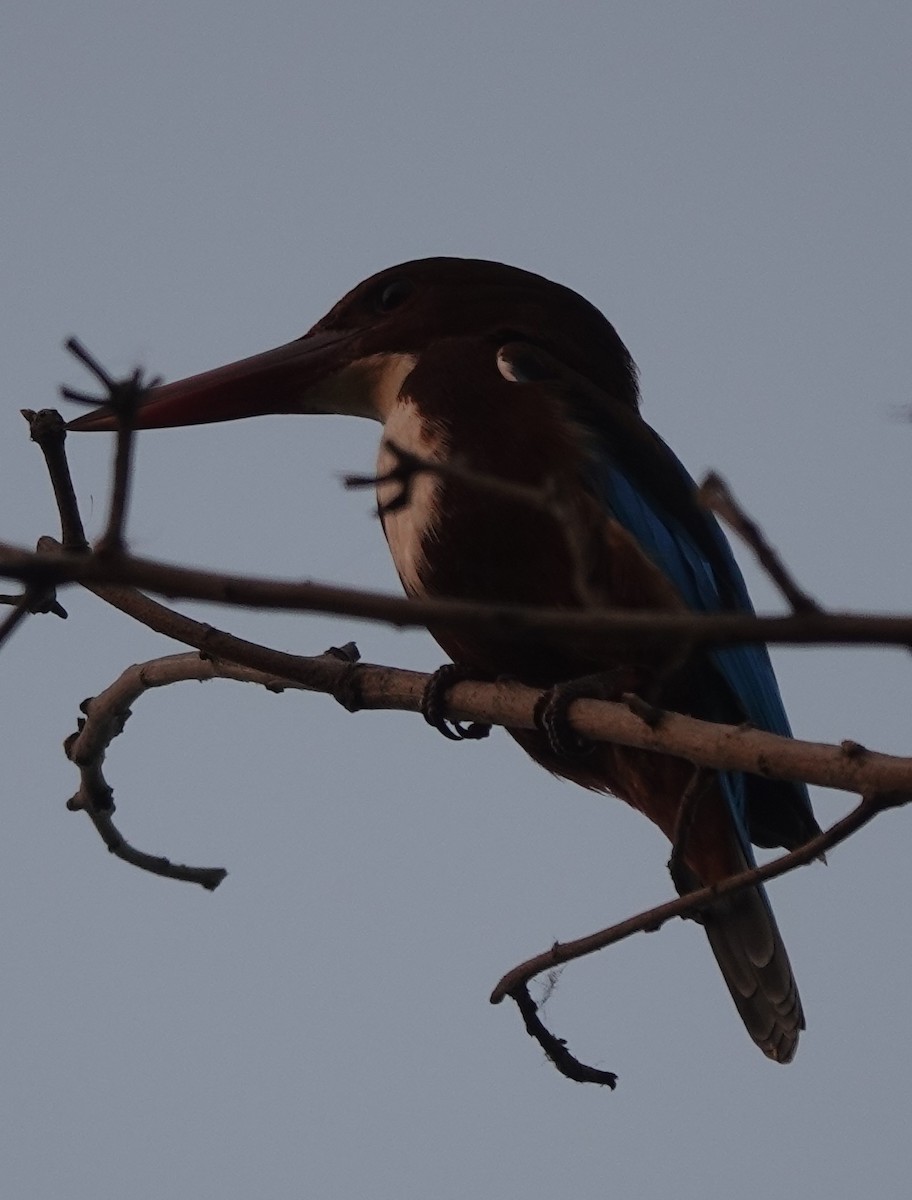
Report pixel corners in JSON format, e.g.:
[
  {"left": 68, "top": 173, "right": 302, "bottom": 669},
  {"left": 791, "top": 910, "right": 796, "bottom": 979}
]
[
  {"left": 491, "top": 788, "right": 906, "bottom": 1002},
  {"left": 64, "top": 651, "right": 315, "bottom": 889},
  {"left": 510, "top": 983, "right": 618, "bottom": 1088}
]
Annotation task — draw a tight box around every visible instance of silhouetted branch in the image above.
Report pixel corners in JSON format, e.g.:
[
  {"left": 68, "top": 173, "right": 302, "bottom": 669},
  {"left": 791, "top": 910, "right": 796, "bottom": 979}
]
[
  {"left": 3, "top": 537, "right": 912, "bottom": 649},
  {"left": 510, "top": 982, "right": 618, "bottom": 1088},
  {"left": 0, "top": 589, "right": 42, "bottom": 650},
  {"left": 63, "top": 650, "right": 314, "bottom": 888},
  {"left": 25, "top": 544, "right": 912, "bottom": 799},
  {"left": 698, "top": 471, "right": 821, "bottom": 614},
  {"left": 60, "top": 338, "right": 161, "bottom": 554},
  {"left": 22, "top": 407, "right": 89, "bottom": 551},
  {"left": 492, "top": 787, "right": 908, "bottom": 1083},
  {"left": 13, "top": 368, "right": 912, "bottom": 1087},
  {"left": 11, "top": 409, "right": 912, "bottom": 650},
  {"left": 491, "top": 787, "right": 907, "bottom": 996},
  {"left": 347, "top": 438, "right": 604, "bottom": 607}
]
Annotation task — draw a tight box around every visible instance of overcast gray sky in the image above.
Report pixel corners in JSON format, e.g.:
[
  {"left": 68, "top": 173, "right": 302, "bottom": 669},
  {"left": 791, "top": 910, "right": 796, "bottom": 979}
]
[{"left": 2, "top": 3, "right": 910, "bottom": 1197}]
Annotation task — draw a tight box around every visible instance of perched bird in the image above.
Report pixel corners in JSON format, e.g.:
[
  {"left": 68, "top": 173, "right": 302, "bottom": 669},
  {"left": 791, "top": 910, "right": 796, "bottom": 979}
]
[{"left": 69, "top": 257, "right": 819, "bottom": 1061}]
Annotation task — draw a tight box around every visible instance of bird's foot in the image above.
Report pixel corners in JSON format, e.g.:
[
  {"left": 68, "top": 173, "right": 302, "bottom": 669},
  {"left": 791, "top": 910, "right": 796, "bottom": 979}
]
[
  {"left": 535, "top": 668, "right": 645, "bottom": 759},
  {"left": 421, "top": 663, "right": 492, "bottom": 742}
]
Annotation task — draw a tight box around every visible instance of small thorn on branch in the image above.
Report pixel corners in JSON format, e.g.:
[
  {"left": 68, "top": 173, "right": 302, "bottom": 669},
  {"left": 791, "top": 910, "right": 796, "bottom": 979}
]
[
  {"left": 325, "top": 641, "right": 361, "bottom": 664},
  {"left": 840, "top": 739, "right": 868, "bottom": 759}
]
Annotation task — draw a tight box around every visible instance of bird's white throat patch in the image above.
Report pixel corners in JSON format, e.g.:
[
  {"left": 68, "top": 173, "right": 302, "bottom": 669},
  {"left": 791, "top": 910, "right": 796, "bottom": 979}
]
[
  {"left": 376, "top": 384, "right": 448, "bottom": 599},
  {"left": 359, "top": 351, "right": 419, "bottom": 421}
]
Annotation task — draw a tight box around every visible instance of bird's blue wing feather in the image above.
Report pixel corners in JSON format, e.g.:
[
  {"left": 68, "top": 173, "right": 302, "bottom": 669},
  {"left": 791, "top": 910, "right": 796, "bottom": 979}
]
[{"left": 588, "top": 450, "right": 810, "bottom": 856}]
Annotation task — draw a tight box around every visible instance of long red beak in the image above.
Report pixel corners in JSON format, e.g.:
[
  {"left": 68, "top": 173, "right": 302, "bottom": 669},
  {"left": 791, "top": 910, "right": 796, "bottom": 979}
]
[{"left": 66, "top": 328, "right": 377, "bottom": 431}]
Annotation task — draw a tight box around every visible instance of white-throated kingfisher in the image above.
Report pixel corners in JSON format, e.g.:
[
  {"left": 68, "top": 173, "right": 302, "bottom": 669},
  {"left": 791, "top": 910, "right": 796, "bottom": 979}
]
[{"left": 69, "top": 257, "right": 819, "bottom": 1062}]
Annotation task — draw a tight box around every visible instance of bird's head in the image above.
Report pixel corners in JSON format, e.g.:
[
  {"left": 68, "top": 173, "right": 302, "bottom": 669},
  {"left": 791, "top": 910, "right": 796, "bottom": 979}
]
[{"left": 67, "top": 257, "right": 638, "bottom": 432}]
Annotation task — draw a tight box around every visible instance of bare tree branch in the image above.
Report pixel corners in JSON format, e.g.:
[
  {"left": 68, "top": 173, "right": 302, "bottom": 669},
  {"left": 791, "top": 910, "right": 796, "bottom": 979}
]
[
  {"left": 698, "top": 470, "right": 821, "bottom": 614},
  {"left": 59, "top": 639, "right": 912, "bottom": 1083},
  {"left": 509, "top": 983, "right": 619, "bottom": 1088},
  {"left": 491, "top": 787, "right": 906, "bottom": 999},
  {"left": 347, "top": 438, "right": 605, "bottom": 607},
  {"left": 63, "top": 650, "right": 319, "bottom": 888},
  {"left": 22, "top": 407, "right": 89, "bottom": 552},
  {"left": 11, "top": 409, "right": 911, "bottom": 650},
  {"left": 0, "top": 588, "right": 41, "bottom": 650},
  {"left": 2, "top": 537, "right": 912, "bottom": 650},
  {"left": 59, "top": 338, "right": 162, "bottom": 554},
  {"left": 25, "top": 548, "right": 912, "bottom": 798},
  {"left": 489, "top": 787, "right": 908, "bottom": 1084},
  {"left": 14, "top": 368, "right": 912, "bottom": 1086},
  {"left": 20, "top": 538, "right": 912, "bottom": 799}
]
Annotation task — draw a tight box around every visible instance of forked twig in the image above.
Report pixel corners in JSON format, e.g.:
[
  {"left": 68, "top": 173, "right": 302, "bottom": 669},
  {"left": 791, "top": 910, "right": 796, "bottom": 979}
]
[
  {"left": 61, "top": 337, "right": 161, "bottom": 553},
  {"left": 347, "top": 438, "right": 604, "bottom": 607}
]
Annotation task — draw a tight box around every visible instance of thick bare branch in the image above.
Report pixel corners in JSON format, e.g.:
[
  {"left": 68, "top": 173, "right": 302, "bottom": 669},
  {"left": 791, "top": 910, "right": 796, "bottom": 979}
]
[{"left": 29, "top": 547, "right": 912, "bottom": 800}]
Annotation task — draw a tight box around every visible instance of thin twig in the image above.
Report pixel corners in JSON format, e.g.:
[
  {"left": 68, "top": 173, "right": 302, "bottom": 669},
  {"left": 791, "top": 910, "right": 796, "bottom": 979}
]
[
  {"left": 699, "top": 471, "right": 821, "bottom": 614},
  {"left": 64, "top": 651, "right": 312, "bottom": 888},
  {"left": 6, "top": 415, "right": 911, "bottom": 648},
  {"left": 22, "top": 408, "right": 88, "bottom": 552},
  {"left": 491, "top": 788, "right": 908, "bottom": 1005},
  {"left": 347, "top": 438, "right": 603, "bottom": 607},
  {"left": 510, "top": 983, "right": 618, "bottom": 1088},
  {"left": 0, "top": 590, "right": 37, "bottom": 650},
  {"left": 497, "top": 789, "right": 908, "bottom": 1085},
  {"left": 0, "top": 588, "right": 67, "bottom": 619},
  {"left": 346, "top": 439, "right": 552, "bottom": 516},
  {"left": 61, "top": 338, "right": 160, "bottom": 554}
]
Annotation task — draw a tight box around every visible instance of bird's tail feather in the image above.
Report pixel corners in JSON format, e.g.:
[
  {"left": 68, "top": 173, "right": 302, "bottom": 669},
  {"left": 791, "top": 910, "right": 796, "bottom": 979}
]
[{"left": 701, "top": 869, "right": 804, "bottom": 1063}]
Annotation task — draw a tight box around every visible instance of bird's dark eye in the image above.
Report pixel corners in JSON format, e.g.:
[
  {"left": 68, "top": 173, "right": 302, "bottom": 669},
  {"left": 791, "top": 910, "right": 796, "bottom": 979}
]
[{"left": 373, "top": 279, "right": 414, "bottom": 313}]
